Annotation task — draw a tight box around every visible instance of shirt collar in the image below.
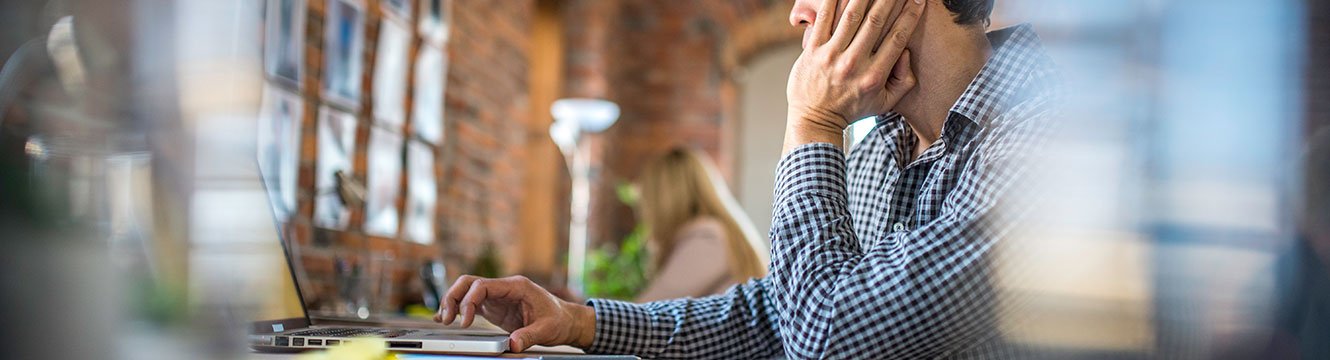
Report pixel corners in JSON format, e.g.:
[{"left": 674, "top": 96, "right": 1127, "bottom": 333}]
[
  {"left": 876, "top": 23, "right": 1055, "bottom": 129},
  {"left": 950, "top": 23, "right": 1054, "bottom": 126}
]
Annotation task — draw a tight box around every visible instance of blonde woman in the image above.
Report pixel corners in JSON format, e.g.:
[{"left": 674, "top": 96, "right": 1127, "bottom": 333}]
[{"left": 633, "top": 148, "right": 770, "bottom": 303}]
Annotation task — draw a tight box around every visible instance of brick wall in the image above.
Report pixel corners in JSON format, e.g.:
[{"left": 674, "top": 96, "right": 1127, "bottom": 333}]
[
  {"left": 437, "top": 0, "right": 534, "bottom": 278},
  {"left": 562, "top": 0, "right": 798, "bottom": 249},
  {"left": 284, "top": 0, "right": 536, "bottom": 314}
]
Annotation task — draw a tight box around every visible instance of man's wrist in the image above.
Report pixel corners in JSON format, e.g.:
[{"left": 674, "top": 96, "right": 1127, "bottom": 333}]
[
  {"left": 787, "top": 106, "right": 848, "bottom": 130},
  {"left": 569, "top": 303, "right": 596, "bottom": 349},
  {"left": 783, "top": 111, "right": 846, "bottom": 155}
]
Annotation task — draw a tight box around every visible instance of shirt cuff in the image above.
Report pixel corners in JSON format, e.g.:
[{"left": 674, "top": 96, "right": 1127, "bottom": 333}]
[
  {"left": 583, "top": 298, "right": 668, "bottom": 355},
  {"left": 773, "top": 143, "right": 848, "bottom": 204}
]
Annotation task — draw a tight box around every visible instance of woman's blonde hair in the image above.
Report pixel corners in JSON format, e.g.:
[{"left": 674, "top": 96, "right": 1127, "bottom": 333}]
[{"left": 637, "top": 148, "right": 769, "bottom": 283}]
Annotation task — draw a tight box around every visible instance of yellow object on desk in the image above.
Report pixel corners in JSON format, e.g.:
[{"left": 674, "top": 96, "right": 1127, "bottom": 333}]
[{"left": 296, "top": 338, "right": 388, "bottom": 360}]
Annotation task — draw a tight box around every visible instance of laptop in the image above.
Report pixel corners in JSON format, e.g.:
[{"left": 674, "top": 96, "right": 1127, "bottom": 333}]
[{"left": 242, "top": 138, "right": 509, "bottom": 355}]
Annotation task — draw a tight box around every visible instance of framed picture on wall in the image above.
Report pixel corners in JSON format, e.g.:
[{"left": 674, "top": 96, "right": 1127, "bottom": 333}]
[
  {"left": 412, "top": 44, "right": 446, "bottom": 144},
  {"left": 364, "top": 127, "right": 404, "bottom": 238},
  {"left": 403, "top": 141, "right": 436, "bottom": 244},
  {"left": 264, "top": 0, "right": 306, "bottom": 86},
  {"left": 417, "top": 0, "right": 449, "bottom": 45},
  {"left": 257, "top": 85, "right": 305, "bottom": 219},
  {"left": 372, "top": 19, "right": 410, "bottom": 131},
  {"left": 314, "top": 106, "right": 358, "bottom": 229},
  {"left": 323, "top": 0, "right": 366, "bottom": 110},
  {"left": 381, "top": 0, "right": 411, "bottom": 21}
]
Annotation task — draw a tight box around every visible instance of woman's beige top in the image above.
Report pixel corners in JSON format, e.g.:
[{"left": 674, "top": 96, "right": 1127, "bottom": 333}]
[{"left": 635, "top": 218, "right": 736, "bottom": 303}]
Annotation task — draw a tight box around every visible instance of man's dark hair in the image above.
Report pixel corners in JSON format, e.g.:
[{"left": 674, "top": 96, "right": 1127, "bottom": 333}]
[{"left": 942, "top": 0, "right": 995, "bottom": 26}]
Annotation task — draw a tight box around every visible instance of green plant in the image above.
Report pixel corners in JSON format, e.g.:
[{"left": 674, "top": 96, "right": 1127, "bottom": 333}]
[
  {"left": 583, "top": 224, "right": 648, "bottom": 300},
  {"left": 583, "top": 181, "right": 647, "bottom": 299},
  {"left": 470, "top": 244, "right": 504, "bottom": 279}
]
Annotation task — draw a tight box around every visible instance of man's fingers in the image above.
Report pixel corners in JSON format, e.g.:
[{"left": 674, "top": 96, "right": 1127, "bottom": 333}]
[
  {"left": 458, "top": 277, "right": 527, "bottom": 328},
  {"left": 438, "top": 275, "right": 479, "bottom": 325},
  {"left": 457, "top": 279, "right": 494, "bottom": 328},
  {"left": 877, "top": 0, "right": 906, "bottom": 53},
  {"left": 507, "top": 327, "right": 537, "bottom": 353},
  {"left": 885, "top": 49, "right": 916, "bottom": 101},
  {"left": 871, "top": 0, "right": 923, "bottom": 68},
  {"left": 808, "top": 0, "right": 839, "bottom": 46},
  {"left": 870, "top": 0, "right": 907, "bottom": 54},
  {"left": 846, "top": 0, "right": 895, "bottom": 54},
  {"left": 826, "top": 0, "right": 875, "bottom": 51}
]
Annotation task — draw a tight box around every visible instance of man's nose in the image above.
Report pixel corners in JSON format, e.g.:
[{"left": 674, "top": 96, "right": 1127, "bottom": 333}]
[
  {"left": 790, "top": 0, "right": 820, "bottom": 49},
  {"left": 789, "top": 0, "right": 816, "bottom": 29}
]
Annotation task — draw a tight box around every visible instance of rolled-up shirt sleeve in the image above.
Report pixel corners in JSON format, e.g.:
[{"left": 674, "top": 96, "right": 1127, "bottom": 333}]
[{"left": 584, "top": 276, "right": 784, "bottom": 358}]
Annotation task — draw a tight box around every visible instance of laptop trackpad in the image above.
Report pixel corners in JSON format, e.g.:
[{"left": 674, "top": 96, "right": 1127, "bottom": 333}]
[{"left": 388, "top": 332, "right": 510, "bottom": 354}]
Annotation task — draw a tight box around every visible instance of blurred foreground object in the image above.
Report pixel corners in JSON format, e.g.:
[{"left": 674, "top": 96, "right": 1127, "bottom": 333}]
[
  {"left": 1, "top": 0, "right": 296, "bottom": 358},
  {"left": 989, "top": 0, "right": 1309, "bottom": 357},
  {"left": 1, "top": 0, "right": 153, "bottom": 359},
  {"left": 1262, "top": 127, "right": 1330, "bottom": 358}
]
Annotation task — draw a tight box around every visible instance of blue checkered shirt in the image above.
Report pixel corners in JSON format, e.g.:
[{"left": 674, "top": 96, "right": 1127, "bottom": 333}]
[{"left": 585, "top": 24, "right": 1061, "bottom": 359}]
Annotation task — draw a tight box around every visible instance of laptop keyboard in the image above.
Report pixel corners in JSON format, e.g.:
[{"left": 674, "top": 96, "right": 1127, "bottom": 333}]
[{"left": 288, "top": 327, "right": 416, "bottom": 338}]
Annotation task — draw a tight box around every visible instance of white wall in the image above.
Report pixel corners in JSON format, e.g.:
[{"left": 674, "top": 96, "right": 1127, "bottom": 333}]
[{"left": 735, "top": 44, "right": 802, "bottom": 241}]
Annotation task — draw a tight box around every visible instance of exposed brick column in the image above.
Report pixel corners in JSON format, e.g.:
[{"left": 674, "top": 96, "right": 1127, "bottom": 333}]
[
  {"left": 440, "top": 0, "right": 535, "bottom": 277},
  {"left": 561, "top": 0, "right": 801, "bottom": 254}
]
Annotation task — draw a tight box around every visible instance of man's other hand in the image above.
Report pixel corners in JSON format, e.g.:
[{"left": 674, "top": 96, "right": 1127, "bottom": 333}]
[
  {"left": 784, "top": 0, "right": 924, "bottom": 153},
  {"left": 434, "top": 275, "right": 596, "bottom": 352}
]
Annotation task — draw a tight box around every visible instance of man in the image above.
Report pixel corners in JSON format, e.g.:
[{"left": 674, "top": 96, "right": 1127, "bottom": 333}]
[{"left": 436, "top": 0, "right": 1061, "bottom": 357}]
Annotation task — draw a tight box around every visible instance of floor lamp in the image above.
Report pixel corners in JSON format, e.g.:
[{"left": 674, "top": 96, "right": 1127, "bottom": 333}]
[{"left": 549, "top": 98, "right": 619, "bottom": 296}]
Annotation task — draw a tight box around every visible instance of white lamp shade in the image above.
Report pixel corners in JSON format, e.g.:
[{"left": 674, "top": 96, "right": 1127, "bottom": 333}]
[{"left": 551, "top": 98, "right": 620, "bottom": 133}]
